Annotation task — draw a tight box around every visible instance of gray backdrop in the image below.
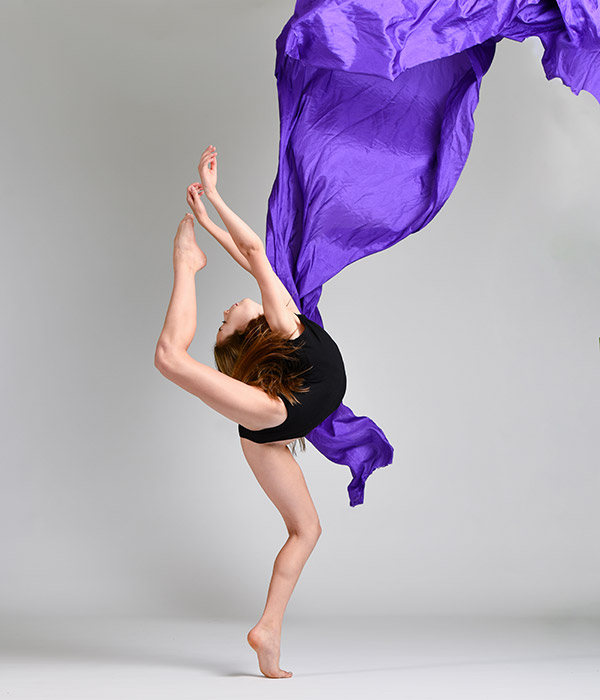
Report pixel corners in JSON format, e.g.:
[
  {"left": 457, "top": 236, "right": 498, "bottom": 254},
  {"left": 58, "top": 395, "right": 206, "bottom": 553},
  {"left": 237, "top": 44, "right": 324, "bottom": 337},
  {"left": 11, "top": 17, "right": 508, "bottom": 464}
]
[{"left": 2, "top": 0, "right": 599, "bottom": 619}]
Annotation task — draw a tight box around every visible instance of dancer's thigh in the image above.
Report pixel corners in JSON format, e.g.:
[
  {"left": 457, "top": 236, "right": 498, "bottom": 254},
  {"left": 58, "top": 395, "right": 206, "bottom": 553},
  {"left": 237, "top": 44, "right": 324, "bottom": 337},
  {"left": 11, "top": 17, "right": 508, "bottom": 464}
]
[{"left": 240, "top": 438, "right": 321, "bottom": 535}]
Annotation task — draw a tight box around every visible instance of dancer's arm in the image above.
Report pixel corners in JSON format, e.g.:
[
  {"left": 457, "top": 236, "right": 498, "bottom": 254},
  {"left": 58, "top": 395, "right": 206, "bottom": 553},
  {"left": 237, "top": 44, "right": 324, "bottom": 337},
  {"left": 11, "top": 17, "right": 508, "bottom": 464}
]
[
  {"left": 203, "top": 211, "right": 299, "bottom": 318},
  {"left": 187, "top": 182, "right": 252, "bottom": 272},
  {"left": 195, "top": 145, "right": 300, "bottom": 318},
  {"left": 201, "top": 215, "right": 253, "bottom": 273},
  {"left": 198, "top": 145, "right": 263, "bottom": 256},
  {"left": 201, "top": 185, "right": 303, "bottom": 327},
  {"left": 187, "top": 182, "right": 299, "bottom": 313},
  {"left": 205, "top": 189, "right": 263, "bottom": 256}
]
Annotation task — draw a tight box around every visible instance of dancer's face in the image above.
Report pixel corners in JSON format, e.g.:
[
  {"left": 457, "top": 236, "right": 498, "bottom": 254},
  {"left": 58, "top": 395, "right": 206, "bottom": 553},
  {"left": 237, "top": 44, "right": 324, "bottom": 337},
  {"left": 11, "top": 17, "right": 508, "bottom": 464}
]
[{"left": 216, "top": 298, "right": 263, "bottom": 344}]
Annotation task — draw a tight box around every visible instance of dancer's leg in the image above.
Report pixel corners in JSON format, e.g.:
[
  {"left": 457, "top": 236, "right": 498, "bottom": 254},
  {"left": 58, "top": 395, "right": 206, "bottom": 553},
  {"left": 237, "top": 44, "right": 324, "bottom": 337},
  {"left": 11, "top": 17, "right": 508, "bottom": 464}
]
[
  {"left": 240, "top": 438, "right": 322, "bottom": 679},
  {"left": 156, "top": 213, "right": 206, "bottom": 352},
  {"left": 154, "top": 216, "right": 286, "bottom": 429}
]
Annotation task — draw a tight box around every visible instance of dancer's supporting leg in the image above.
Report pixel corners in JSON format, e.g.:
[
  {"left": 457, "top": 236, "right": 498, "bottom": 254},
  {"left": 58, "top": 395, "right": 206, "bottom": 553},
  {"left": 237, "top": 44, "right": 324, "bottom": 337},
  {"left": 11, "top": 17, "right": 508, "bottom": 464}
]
[{"left": 241, "top": 438, "right": 322, "bottom": 679}]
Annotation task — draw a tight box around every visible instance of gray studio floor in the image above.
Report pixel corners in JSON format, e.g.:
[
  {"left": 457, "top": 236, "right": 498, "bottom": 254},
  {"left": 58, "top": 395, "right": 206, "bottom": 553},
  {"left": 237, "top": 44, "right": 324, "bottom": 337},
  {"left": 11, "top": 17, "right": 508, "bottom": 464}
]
[{"left": 1, "top": 616, "right": 599, "bottom": 699}]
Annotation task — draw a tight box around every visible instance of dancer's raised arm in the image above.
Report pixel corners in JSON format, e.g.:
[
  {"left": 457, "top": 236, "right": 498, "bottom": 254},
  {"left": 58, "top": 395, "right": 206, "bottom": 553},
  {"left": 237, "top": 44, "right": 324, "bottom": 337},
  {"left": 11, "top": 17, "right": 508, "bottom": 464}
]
[
  {"left": 198, "top": 145, "right": 263, "bottom": 256},
  {"left": 192, "top": 145, "right": 300, "bottom": 319}
]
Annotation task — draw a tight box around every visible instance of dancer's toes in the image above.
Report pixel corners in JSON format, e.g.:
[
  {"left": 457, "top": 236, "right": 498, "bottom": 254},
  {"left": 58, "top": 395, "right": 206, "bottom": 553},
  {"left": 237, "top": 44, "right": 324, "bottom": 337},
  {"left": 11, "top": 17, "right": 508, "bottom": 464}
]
[{"left": 247, "top": 625, "right": 292, "bottom": 679}]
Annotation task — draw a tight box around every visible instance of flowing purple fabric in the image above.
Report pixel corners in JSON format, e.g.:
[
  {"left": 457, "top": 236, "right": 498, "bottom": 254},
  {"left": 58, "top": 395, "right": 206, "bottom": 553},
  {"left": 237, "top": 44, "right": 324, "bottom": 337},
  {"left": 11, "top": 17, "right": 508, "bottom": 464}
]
[{"left": 264, "top": 0, "right": 600, "bottom": 506}]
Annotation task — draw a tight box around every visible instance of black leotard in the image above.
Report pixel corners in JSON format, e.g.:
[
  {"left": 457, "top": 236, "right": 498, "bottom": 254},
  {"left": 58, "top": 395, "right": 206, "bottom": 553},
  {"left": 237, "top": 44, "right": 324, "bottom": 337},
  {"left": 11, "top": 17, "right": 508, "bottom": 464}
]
[{"left": 238, "top": 313, "right": 347, "bottom": 444}]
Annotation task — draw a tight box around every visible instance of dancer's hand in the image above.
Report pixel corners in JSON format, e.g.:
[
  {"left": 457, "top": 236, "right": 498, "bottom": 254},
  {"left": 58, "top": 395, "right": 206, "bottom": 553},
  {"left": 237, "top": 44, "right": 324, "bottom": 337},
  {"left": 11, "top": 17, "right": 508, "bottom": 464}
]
[
  {"left": 198, "top": 145, "right": 218, "bottom": 197},
  {"left": 187, "top": 182, "right": 210, "bottom": 226}
]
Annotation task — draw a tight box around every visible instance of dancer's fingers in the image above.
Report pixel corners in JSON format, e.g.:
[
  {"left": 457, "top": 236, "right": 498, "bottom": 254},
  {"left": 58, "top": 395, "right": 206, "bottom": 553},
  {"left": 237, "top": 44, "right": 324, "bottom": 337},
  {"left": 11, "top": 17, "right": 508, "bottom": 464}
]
[{"left": 200, "top": 151, "right": 216, "bottom": 167}]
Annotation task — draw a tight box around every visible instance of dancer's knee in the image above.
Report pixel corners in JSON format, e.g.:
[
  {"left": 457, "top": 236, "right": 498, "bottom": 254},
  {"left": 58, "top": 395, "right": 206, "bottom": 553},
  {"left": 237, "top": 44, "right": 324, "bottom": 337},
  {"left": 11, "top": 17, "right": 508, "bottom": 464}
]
[{"left": 289, "top": 518, "right": 322, "bottom": 544}]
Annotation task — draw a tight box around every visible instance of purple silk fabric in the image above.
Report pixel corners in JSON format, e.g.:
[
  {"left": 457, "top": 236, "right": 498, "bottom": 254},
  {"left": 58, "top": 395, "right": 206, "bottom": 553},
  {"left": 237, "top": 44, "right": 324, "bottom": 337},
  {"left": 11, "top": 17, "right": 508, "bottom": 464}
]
[{"left": 265, "top": 0, "right": 600, "bottom": 506}]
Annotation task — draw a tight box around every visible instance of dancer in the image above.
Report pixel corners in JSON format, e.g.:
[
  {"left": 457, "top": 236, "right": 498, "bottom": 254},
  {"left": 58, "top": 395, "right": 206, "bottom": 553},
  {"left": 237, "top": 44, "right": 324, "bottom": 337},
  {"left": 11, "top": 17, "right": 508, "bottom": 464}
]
[{"left": 154, "top": 145, "right": 346, "bottom": 678}]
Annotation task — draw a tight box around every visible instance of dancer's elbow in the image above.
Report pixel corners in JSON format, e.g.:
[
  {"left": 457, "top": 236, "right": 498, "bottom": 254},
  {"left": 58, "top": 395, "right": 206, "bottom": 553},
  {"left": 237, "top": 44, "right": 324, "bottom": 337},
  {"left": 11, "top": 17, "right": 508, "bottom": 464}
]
[{"left": 154, "top": 342, "right": 176, "bottom": 373}]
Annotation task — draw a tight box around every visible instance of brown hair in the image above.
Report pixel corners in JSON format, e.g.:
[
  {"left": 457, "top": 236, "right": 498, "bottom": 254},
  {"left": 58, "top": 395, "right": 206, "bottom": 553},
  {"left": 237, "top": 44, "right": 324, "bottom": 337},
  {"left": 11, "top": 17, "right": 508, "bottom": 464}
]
[{"left": 213, "top": 313, "right": 311, "bottom": 455}]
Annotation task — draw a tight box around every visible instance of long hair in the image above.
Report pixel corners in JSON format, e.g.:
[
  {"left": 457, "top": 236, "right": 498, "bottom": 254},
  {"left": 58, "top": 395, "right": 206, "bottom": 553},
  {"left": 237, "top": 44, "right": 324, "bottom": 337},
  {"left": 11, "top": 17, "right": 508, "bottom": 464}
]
[{"left": 213, "top": 313, "right": 311, "bottom": 455}]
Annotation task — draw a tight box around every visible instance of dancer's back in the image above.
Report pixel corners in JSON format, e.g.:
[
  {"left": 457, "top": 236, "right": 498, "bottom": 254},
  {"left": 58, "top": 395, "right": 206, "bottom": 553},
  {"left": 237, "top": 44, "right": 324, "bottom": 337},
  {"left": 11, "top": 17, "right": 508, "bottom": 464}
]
[{"left": 238, "top": 313, "right": 347, "bottom": 444}]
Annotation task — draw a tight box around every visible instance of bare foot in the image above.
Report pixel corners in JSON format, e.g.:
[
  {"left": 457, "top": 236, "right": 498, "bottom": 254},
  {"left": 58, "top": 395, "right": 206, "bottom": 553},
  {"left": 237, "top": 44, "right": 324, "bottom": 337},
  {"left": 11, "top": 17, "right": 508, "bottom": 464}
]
[
  {"left": 247, "top": 624, "right": 293, "bottom": 679},
  {"left": 173, "top": 213, "right": 207, "bottom": 272}
]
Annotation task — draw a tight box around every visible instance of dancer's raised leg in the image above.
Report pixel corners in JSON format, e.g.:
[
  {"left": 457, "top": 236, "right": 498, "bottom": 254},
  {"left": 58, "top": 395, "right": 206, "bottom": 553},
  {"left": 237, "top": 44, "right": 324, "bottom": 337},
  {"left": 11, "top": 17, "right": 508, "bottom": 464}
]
[
  {"left": 240, "top": 438, "right": 322, "bottom": 679},
  {"left": 156, "top": 213, "right": 206, "bottom": 354}
]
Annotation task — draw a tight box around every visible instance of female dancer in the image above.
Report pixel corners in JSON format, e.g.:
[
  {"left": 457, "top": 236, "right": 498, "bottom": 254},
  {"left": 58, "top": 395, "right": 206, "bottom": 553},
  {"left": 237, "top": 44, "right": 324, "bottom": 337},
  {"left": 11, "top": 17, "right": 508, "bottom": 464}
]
[{"left": 154, "top": 145, "right": 346, "bottom": 678}]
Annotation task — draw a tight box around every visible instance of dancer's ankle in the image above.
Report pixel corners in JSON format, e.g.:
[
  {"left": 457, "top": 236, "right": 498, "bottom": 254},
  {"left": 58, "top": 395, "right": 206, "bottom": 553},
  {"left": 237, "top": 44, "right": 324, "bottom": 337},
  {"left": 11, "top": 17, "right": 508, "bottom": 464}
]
[{"left": 255, "top": 617, "right": 282, "bottom": 634}]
